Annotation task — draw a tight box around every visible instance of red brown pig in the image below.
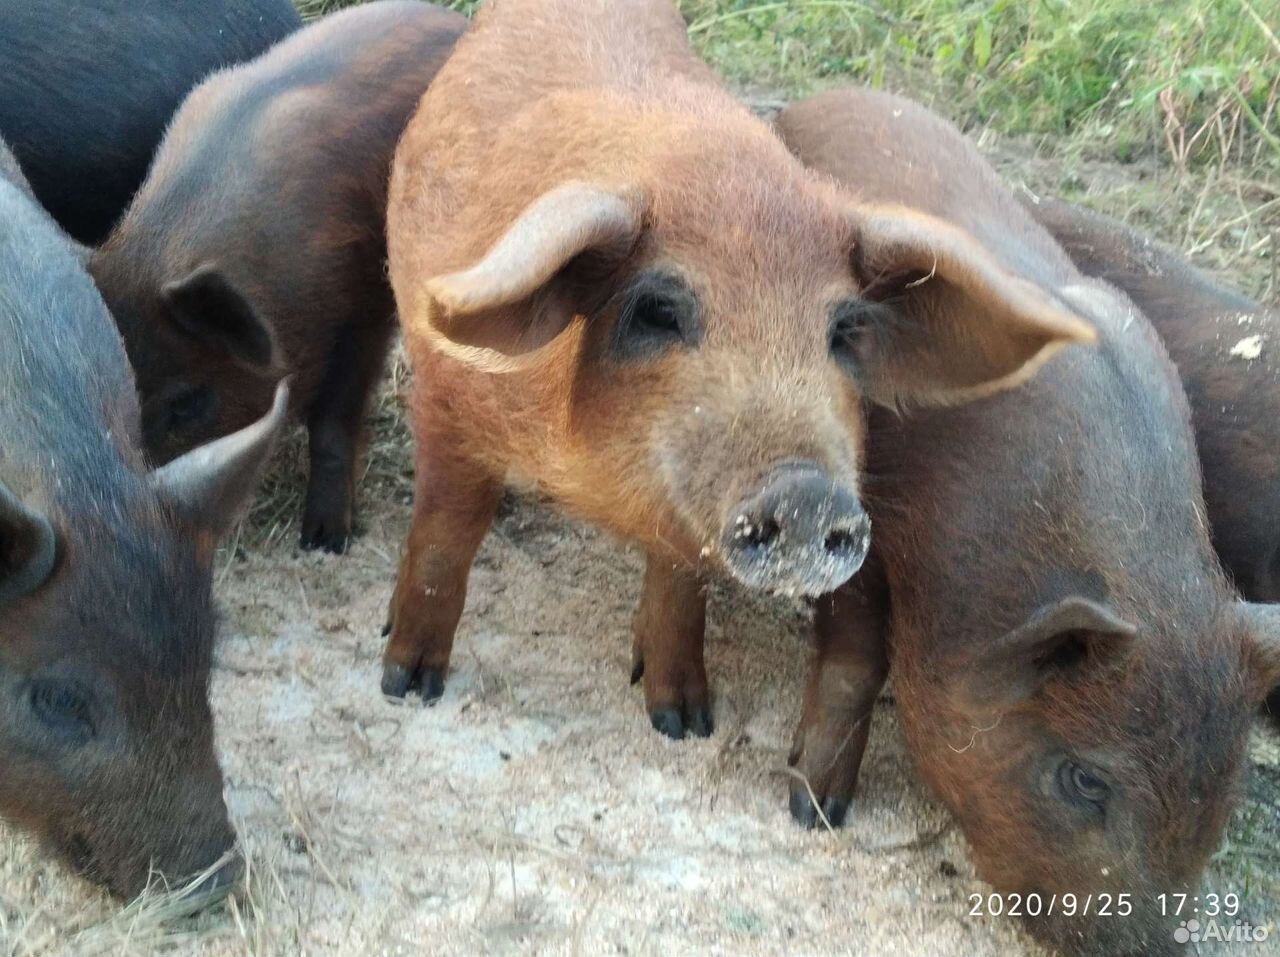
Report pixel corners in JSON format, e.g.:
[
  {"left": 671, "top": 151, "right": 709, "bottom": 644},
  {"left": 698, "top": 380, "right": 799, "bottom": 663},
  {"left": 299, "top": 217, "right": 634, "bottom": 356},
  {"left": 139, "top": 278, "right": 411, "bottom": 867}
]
[
  {"left": 383, "top": 0, "right": 1093, "bottom": 739},
  {"left": 777, "top": 88, "right": 1280, "bottom": 957},
  {"left": 0, "top": 135, "right": 287, "bottom": 898},
  {"left": 90, "top": 1, "right": 467, "bottom": 553},
  {"left": 1026, "top": 196, "right": 1280, "bottom": 728}
]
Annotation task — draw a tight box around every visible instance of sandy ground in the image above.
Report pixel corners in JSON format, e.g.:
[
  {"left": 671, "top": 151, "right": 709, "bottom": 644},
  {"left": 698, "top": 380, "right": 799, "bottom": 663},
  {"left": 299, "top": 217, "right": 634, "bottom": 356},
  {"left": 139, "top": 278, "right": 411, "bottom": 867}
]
[{"left": 3, "top": 137, "right": 1280, "bottom": 956}]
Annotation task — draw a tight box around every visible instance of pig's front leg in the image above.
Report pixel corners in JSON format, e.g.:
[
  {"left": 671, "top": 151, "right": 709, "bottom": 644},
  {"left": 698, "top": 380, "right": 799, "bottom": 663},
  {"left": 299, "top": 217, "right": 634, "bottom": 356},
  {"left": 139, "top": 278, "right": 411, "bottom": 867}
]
[
  {"left": 381, "top": 437, "right": 502, "bottom": 704},
  {"left": 788, "top": 554, "right": 889, "bottom": 828},
  {"left": 630, "top": 554, "right": 711, "bottom": 740}
]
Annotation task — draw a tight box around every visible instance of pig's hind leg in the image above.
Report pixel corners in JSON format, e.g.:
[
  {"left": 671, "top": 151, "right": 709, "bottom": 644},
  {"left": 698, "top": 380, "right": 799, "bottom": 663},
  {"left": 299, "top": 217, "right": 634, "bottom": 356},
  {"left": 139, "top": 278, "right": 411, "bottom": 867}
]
[
  {"left": 300, "top": 317, "right": 396, "bottom": 553},
  {"left": 788, "top": 554, "right": 889, "bottom": 829},
  {"left": 630, "top": 555, "right": 713, "bottom": 739},
  {"left": 381, "top": 433, "right": 502, "bottom": 704}
]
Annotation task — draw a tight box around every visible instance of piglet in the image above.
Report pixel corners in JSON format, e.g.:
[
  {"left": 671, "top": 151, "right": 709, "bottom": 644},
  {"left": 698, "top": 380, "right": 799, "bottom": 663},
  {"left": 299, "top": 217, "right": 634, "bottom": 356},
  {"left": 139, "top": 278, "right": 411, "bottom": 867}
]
[
  {"left": 91, "top": 1, "right": 467, "bottom": 553},
  {"left": 777, "top": 87, "right": 1280, "bottom": 957},
  {"left": 384, "top": 0, "right": 1093, "bottom": 739}
]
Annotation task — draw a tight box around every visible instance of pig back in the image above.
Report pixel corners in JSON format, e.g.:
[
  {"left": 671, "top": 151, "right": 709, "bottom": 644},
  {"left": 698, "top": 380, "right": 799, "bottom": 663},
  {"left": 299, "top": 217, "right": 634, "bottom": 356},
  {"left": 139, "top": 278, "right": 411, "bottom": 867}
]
[
  {"left": 0, "top": 176, "right": 141, "bottom": 494},
  {"left": 1026, "top": 197, "right": 1280, "bottom": 602}
]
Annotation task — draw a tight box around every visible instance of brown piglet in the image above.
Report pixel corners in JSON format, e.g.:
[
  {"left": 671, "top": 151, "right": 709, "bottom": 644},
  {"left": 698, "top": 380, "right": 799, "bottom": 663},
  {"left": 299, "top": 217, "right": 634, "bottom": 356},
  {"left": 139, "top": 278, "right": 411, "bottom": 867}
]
[
  {"left": 1027, "top": 196, "right": 1280, "bottom": 729},
  {"left": 90, "top": 0, "right": 467, "bottom": 553},
  {"left": 777, "top": 88, "right": 1280, "bottom": 957},
  {"left": 384, "top": 0, "right": 1093, "bottom": 739}
]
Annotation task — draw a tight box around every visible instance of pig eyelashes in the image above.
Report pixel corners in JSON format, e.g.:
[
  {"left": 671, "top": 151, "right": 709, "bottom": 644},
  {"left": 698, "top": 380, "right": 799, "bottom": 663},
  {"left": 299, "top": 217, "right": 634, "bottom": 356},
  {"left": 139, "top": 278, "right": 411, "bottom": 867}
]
[
  {"left": 608, "top": 270, "right": 701, "bottom": 362},
  {"left": 828, "top": 298, "right": 897, "bottom": 378},
  {"left": 1055, "top": 758, "right": 1111, "bottom": 818}
]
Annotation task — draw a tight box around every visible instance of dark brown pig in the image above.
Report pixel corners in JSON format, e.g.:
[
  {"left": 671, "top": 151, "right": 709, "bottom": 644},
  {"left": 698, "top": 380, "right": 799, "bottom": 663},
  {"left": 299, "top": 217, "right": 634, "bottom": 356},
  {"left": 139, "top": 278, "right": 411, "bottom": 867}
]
[
  {"left": 1025, "top": 197, "right": 1280, "bottom": 727},
  {"left": 383, "top": 0, "right": 1094, "bottom": 739},
  {"left": 0, "top": 137, "right": 287, "bottom": 898},
  {"left": 1024, "top": 198, "right": 1280, "bottom": 601},
  {"left": 90, "top": 1, "right": 467, "bottom": 553},
  {"left": 777, "top": 88, "right": 1280, "bottom": 957}
]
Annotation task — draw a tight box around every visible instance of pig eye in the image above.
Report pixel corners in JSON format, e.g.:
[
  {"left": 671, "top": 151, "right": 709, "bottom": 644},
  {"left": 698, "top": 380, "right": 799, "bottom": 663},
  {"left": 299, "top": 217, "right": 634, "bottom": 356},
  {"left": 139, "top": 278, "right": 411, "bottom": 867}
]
[
  {"left": 29, "top": 678, "right": 96, "bottom": 742},
  {"left": 829, "top": 300, "right": 894, "bottom": 377},
  {"left": 142, "top": 382, "right": 218, "bottom": 453},
  {"left": 611, "top": 271, "right": 699, "bottom": 361},
  {"left": 1058, "top": 759, "right": 1110, "bottom": 808}
]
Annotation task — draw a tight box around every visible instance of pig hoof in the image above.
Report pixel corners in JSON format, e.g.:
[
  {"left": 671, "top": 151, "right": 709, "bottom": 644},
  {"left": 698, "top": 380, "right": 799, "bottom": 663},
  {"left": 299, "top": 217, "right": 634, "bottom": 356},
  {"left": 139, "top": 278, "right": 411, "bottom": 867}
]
[
  {"left": 381, "top": 621, "right": 392, "bottom": 638},
  {"left": 381, "top": 663, "right": 414, "bottom": 698},
  {"left": 380, "top": 663, "right": 447, "bottom": 704},
  {"left": 686, "top": 704, "right": 714, "bottom": 738},
  {"left": 650, "top": 707, "right": 686, "bottom": 740},
  {"left": 300, "top": 523, "right": 350, "bottom": 554},
  {"left": 420, "top": 668, "right": 446, "bottom": 705},
  {"left": 789, "top": 789, "right": 850, "bottom": 830}
]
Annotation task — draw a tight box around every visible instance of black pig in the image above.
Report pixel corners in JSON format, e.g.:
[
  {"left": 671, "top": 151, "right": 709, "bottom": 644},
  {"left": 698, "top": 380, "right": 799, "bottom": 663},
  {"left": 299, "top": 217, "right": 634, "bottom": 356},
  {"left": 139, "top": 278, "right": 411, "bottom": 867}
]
[{"left": 0, "top": 136, "right": 287, "bottom": 898}]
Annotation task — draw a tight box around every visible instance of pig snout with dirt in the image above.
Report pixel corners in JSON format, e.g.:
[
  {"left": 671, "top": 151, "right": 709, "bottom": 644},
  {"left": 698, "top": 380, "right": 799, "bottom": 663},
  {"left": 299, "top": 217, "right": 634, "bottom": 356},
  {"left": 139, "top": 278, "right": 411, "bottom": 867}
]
[
  {"left": 0, "top": 137, "right": 288, "bottom": 899},
  {"left": 0, "top": 0, "right": 300, "bottom": 246},
  {"left": 777, "top": 88, "right": 1280, "bottom": 957},
  {"left": 384, "top": 0, "right": 1094, "bottom": 740},
  {"left": 90, "top": 1, "right": 467, "bottom": 553}
]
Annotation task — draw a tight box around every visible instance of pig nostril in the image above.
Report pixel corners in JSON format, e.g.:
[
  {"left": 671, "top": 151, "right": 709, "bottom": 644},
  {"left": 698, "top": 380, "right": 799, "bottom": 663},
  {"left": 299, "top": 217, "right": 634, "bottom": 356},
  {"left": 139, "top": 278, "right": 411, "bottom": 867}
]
[
  {"left": 824, "top": 527, "right": 858, "bottom": 555},
  {"left": 736, "top": 516, "right": 780, "bottom": 550}
]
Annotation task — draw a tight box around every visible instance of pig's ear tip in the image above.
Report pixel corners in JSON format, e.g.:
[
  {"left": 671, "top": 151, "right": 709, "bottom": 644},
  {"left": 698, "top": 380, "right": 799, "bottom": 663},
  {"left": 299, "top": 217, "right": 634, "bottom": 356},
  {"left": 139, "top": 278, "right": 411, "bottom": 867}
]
[
  {"left": 1069, "top": 316, "right": 1099, "bottom": 345},
  {"left": 424, "top": 272, "right": 468, "bottom": 313}
]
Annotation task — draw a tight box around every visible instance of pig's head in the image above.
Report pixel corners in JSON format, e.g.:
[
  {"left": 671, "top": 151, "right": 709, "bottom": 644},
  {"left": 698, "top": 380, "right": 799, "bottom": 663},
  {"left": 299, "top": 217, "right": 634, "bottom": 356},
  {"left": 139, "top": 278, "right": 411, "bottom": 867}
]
[
  {"left": 896, "top": 580, "right": 1280, "bottom": 956},
  {"left": 408, "top": 131, "right": 1093, "bottom": 596},
  {"left": 88, "top": 251, "right": 280, "bottom": 465},
  {"left": 0, "top": 385, "right": 287, "bottom": 899}
]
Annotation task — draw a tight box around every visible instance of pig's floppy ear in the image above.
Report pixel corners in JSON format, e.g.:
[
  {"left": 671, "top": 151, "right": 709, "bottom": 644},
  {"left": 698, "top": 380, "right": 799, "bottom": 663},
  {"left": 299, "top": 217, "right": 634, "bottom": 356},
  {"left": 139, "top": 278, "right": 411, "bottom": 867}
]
[
  {"left": 421, "top": 182, "right": 644, "bottom": 372},
  {"left": 847, "top": 205, "right": 1095, "bottom": 407},
  {"left": 0, "top": 481, "right": 57, "bottom": 607},
  {"left": 163, "top": 265, "right": 276, "bottom": 369},
  {"left": 1238, "top": 602, "right": 1280, "bottom": 700},
  {"left": 957, "top": 596, "right": 1137, "bottom": 714},
  {"left": 150, "top": 381, "right": 289, "bottom": 537}
]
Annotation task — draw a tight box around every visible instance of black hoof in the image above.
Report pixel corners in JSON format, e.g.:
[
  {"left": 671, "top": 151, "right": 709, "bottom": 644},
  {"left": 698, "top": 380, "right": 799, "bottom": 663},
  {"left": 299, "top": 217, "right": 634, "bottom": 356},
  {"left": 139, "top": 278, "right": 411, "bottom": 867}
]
[
  {"left": 630, "top": 657, "right": 644, "bottom": 685},
  {"left": 650, "top": 707, "right": 686, "bottom": 740},
  {"left": 686, "top": 704, "right": 714, "bottom": 738},
  {"left": 381, "top": 663, "right": 447, "bottom": 704},
  {"left": 420, "top": 668, "right": 446, "bottom": 705},
  {"left": 300, "top": 525, "right": 350, "bottom": 554},
  {"left": 381, "top": 621, "right": 392, "bottom": 638},
  {"left": 382, "top": 663, "right": 413, "bottom": 698},
  {"left": 821, "top": 797, "right": 850, "bottom": 828},
  {"left": 789, "top": 789, "right": 850, "bottom": 830}
]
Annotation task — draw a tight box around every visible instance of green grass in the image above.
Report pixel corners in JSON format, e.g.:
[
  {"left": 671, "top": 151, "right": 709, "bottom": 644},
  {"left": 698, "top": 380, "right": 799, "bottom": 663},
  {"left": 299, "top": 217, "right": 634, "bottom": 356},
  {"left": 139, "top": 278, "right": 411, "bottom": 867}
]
[
  {"left": 682, "top": 0, "right": 1279, "bottom": 168},
  {"left": 301, "top": 0, "right": 1279, "bottom": 171}
]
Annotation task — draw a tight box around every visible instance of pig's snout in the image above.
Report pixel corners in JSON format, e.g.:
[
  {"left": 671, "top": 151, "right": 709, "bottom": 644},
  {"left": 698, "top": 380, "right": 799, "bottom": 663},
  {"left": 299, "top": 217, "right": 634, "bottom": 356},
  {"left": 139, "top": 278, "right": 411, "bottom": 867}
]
[{"left": 720, "top": 464, "right": 869, "bottom": 596}]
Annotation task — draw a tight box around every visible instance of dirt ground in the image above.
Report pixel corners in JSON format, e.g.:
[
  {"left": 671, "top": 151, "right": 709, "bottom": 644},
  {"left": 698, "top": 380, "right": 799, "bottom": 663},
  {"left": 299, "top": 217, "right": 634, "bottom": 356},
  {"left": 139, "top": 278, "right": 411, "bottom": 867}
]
[{"left": 3, "top": 132, "right": 1279, "bottom": 957}]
